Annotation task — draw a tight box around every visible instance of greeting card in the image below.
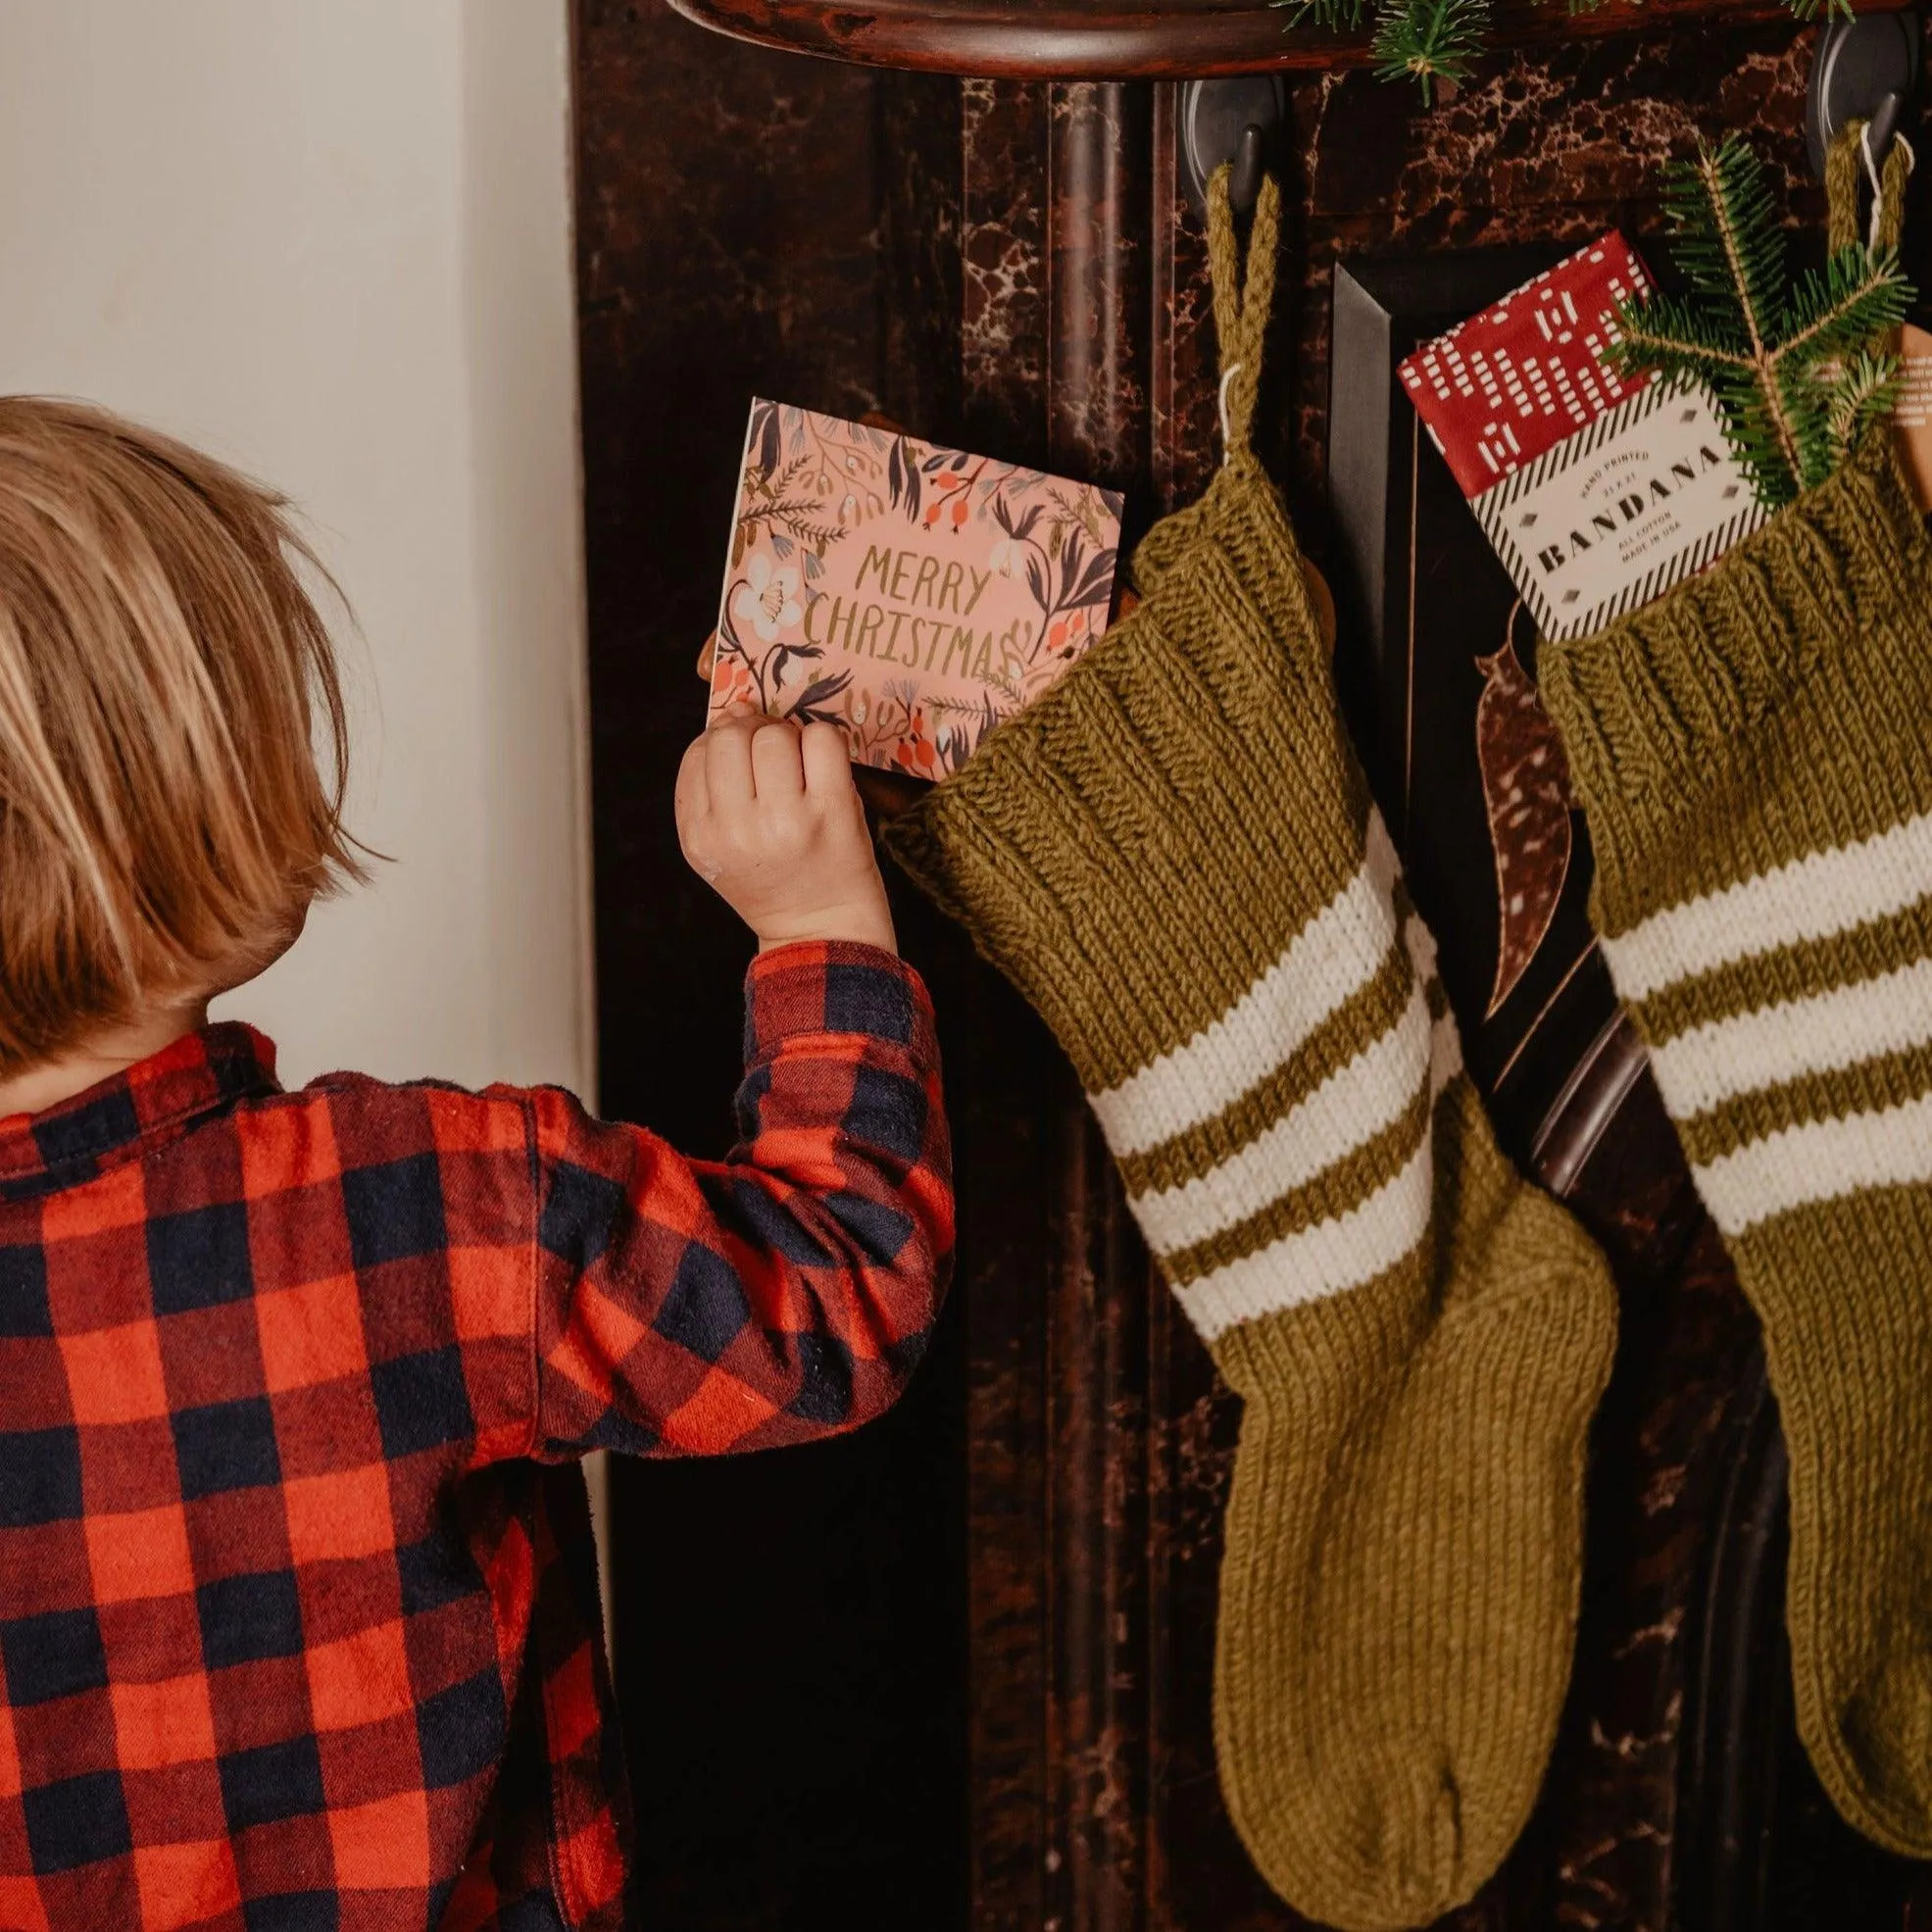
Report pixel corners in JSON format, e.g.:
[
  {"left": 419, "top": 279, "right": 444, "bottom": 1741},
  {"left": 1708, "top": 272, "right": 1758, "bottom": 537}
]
[{"left": 710, "top": 400, "right": 1124, "bottom": 778}]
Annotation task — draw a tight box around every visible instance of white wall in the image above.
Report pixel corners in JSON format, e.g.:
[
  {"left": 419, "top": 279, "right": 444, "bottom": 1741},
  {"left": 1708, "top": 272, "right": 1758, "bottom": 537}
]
[{"left": 0, "top": 0, "right": 593, "bottom": 1099}]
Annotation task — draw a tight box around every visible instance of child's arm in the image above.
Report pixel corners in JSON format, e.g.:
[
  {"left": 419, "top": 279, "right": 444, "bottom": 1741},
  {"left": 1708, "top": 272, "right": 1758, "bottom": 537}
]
[{"left": 521, "top": 708, "right": 952, "bottom": 1458}]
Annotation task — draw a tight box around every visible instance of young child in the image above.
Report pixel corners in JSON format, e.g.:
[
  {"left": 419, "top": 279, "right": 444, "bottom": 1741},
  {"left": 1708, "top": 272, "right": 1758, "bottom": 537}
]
[{"left": 0, "top": 398, "right": 953, "bottom": 1931}]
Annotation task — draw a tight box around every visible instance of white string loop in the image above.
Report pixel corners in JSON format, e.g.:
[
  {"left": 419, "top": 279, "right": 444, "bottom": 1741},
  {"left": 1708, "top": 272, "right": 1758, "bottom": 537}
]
[
  {"left": 1218, "top": 362, "right": 1244, "bottom": 465},
  {"left": 1863, "top": 124, "right": 1917, "bottom": 252}
]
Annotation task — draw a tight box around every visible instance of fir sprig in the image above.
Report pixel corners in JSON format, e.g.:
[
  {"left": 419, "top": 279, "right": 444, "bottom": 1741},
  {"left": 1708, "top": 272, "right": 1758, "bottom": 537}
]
[
  {"left": 1274, "top": 0, "right": 1365, "bottom": 22},
  {"left": 1276, "top": 0, "right": 1855, "bottom": 100},
  {"left": 1373, "top": 0, "right": 1490, "bottom": 104},
  {"left": 1822, "top": 350, "right": 1905, "bottom": 468},
  {"left": 1605, "top": 133, "right": 1913, "bottom": 505}
]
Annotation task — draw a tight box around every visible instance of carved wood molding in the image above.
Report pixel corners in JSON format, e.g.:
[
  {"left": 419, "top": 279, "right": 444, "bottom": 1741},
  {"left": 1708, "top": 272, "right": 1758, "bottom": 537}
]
[{"left": 661, "top": 0, "right": 1909, "bottom": 81}]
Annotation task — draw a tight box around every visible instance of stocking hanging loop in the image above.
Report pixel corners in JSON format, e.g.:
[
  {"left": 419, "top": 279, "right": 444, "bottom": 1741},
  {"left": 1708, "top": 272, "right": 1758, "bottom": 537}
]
[
  {"left": 1206, "top": 162, "right": 1282, "bottom": 464},
  {"left": 1827, "top": 116, "right": 1915, "bottom": 256}
]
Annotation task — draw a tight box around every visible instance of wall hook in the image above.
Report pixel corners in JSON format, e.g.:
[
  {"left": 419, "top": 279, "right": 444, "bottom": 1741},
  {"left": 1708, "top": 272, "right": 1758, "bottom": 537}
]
[
  {"left": 1180, "top": 77, "right": 1287, "bottom": 216},
  {"left": 1808, "top": 9, "right": 1920, "bottom": 178}
]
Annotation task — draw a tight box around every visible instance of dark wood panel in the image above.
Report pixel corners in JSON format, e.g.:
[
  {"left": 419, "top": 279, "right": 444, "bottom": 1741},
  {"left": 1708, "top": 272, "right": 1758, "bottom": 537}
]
[
  {"left": 661, "top": 0, "right": 1906, "bottom": 80},
  {"left": 576, "top": 7, "right": 1929, "bottom": 1929},
  {"left": 571, "top": 8, "right": 973, "bottom": 1927},
  {"left": 1046, "top": 99, "right": 1153, "bottom": 1931}
]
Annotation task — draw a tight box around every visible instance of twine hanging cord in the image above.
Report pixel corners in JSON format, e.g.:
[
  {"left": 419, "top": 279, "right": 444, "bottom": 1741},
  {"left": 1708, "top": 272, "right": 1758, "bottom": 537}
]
[
  {"left": 1825, "top": 118, "right": 1928, "bottom": 434},
  {"left": 1826, "top": 116, "right": 1915, "bottom": 256},
  {"left": 1206, "top": 163, "right": 1283, "bottom": 465},
  {"left": 1863, "top": 124, "right": 1915, "bottom": 251}
]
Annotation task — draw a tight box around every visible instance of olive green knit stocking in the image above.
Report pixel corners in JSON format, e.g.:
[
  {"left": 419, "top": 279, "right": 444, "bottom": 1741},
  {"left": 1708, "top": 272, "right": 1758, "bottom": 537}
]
[
  {"left": 885, "top": 171, "right": 1617, "bottom": 1932},
  {"left": 1539, "top": 436, "right": 1932, "bottom": 1858}
]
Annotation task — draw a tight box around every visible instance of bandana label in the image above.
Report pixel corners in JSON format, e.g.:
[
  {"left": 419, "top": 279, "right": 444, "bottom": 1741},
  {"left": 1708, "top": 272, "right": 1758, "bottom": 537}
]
[{"left": 1399, "top": 232, "right": 1765, "bottom": 639}]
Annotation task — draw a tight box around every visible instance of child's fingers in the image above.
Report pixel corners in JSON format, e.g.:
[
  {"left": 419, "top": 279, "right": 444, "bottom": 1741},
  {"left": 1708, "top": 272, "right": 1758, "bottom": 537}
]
[
  {"left": 674, "top": 734, "right": 710, "bottom": 829},
  {"left": 706, "top": 709, "right": 761, "bottom": 805},
  {"left": 696, "top": 631, "right": 718, "bottom": 681},
  {"left": 750, "top": 718, "right": 806, "bottom": 798},
  {"left": 799, "top": 721, "right": 854, "bottom": 799}
]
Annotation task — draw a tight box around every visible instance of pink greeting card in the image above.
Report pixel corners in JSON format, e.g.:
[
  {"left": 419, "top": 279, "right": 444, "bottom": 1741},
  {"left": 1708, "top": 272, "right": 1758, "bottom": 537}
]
[{"left": 710, "top": 400, "right": 1124, "bottom": 779}]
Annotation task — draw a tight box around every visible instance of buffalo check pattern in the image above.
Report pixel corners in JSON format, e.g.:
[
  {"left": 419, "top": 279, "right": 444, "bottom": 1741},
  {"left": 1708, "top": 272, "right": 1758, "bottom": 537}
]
[{"left": 0, "top": 942, "right": 953, "bottom": 1931}]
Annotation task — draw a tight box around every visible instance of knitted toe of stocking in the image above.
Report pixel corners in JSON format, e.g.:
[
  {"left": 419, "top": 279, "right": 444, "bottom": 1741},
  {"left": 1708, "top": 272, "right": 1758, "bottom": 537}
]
[
  {"left": 1541, "top": 436, "right": 1932, "bottom": 1858},
  {"left": 887, "top": 452, "right": 1616, "bottom": 1932}
]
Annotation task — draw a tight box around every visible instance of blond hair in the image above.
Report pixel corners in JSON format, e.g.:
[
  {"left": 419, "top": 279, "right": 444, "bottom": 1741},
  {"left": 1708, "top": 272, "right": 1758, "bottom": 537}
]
[{"left": 0, "top": 397, "right": 366, "bottom": 1070}]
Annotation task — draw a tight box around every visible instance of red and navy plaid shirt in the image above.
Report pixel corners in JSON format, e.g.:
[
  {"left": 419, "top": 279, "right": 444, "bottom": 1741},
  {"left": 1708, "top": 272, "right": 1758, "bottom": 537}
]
[{"left": 0, "top": 941, "right": 952, "bottom": 1932}]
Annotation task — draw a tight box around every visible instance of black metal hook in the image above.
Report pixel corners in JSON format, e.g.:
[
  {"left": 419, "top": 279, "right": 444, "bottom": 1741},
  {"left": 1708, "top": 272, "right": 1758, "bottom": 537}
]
[
  {"left": 1228, "top": 122, "right": 1269, "bottom": 217},
  {"left": 1180, "top": 78, "right": 1287, "bottom": 217},
  {"left": 1807, "top": 10, "right": 1920, "bottom": 178}
]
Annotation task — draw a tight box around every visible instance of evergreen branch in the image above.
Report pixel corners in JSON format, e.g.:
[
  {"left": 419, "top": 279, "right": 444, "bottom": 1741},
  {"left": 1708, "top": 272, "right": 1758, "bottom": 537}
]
[
  {"left": 1774, "top": 360, "right": 1840, "bottom": 493},
  {"left": 1268, "top": 0, "right": 1365, "bottom": 23},
  {"left": 1609, "top": 329, "right": 1754, "bottom": 392},
  {"left": 1776, "top": 244, "right": 1913, "bottom": 364},
  {"left": 1821, "top": 350, "right": 1904, "bottom": 468},
  {"left": 1710, "top": 367, "right": 1808, "bottom": 508},
  {"left": 1649, "top": 140, "right": 1787, "bottom": 329},
  {"left": 1681, "top": 138, "right": 1803, "bottom": 484},
  {"left": 1276, "top": 0, "right": 1854, "bottom": 100},
  {"left": 1608, "top": 290, "right": 1750, "bottom": 370},
  {"left": 1373, "top": 0, "right": 1489, "bottom": 106},
  {"left": 1697, "top": 139, "right": 1788, "bottom": 369},
  {"left": 1612, "top": 131, "right": 1917, "bottom": 508}
]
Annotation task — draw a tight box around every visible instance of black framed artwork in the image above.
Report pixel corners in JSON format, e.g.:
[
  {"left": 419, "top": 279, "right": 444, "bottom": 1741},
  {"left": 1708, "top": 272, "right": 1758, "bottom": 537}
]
[{"left": 1328, "top": 248, "right": 1643, "bottom": 1189}]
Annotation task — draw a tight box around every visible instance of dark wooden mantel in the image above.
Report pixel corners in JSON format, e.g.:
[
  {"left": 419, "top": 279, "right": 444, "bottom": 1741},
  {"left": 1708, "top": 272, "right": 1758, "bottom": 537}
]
[{"left": 661, "top": 0, "right": 1907, "bottom": 79}]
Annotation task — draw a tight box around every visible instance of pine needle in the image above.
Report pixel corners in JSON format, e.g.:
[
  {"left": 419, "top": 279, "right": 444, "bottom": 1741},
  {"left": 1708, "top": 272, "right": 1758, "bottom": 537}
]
[{"left": 1270, "top": 0, "right": 1366, "bottom": 24}]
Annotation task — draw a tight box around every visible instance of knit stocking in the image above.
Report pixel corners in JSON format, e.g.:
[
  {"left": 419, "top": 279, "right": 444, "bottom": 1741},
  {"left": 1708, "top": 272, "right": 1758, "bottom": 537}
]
[
  {"left": 885, "top": 172, "right": 1616, "bottom": 1932},
  {"left": 1538, "top": 435, "right": 1932, "bottom": 1858}
]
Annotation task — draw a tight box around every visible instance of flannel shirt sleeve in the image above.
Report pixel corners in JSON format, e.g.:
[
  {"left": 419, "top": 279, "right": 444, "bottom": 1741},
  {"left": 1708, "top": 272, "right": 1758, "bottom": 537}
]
[{"left": 523, "top": 940, "right": 953, "bottom": 1458}]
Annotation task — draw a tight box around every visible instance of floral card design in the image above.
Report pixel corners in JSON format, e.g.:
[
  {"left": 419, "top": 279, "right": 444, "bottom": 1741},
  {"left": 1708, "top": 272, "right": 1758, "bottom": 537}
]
[{"left": 710, "top": 400, "right": 1124, "bottom": 779}]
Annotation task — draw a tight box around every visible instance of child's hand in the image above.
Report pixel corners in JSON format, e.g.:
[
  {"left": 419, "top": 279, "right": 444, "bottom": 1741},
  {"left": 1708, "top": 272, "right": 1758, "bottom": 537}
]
[{"left": 676, "top": 706, "right": 898, "bottom": 955}]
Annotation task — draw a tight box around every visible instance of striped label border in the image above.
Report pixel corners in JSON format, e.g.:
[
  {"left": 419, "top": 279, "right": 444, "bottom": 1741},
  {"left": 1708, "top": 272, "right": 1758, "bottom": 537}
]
[{"left": 1471, "top": 381, "right": 1766, "bottom": 640}]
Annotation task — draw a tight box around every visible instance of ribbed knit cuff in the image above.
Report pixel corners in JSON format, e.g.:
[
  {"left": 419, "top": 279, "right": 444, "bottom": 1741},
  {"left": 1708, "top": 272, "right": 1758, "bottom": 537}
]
[
  {"left": 882, "top": 455, "right": 1362, "bottom": 1096},
  {"left": 1537, "top": 437, "right": 1932, "bottom": 931}
]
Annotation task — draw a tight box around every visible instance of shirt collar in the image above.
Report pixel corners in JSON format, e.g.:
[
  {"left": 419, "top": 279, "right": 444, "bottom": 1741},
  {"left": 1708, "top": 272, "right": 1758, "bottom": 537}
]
[{"left": 0, "top": 1022, "right": 282, "bottom": 1195}]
